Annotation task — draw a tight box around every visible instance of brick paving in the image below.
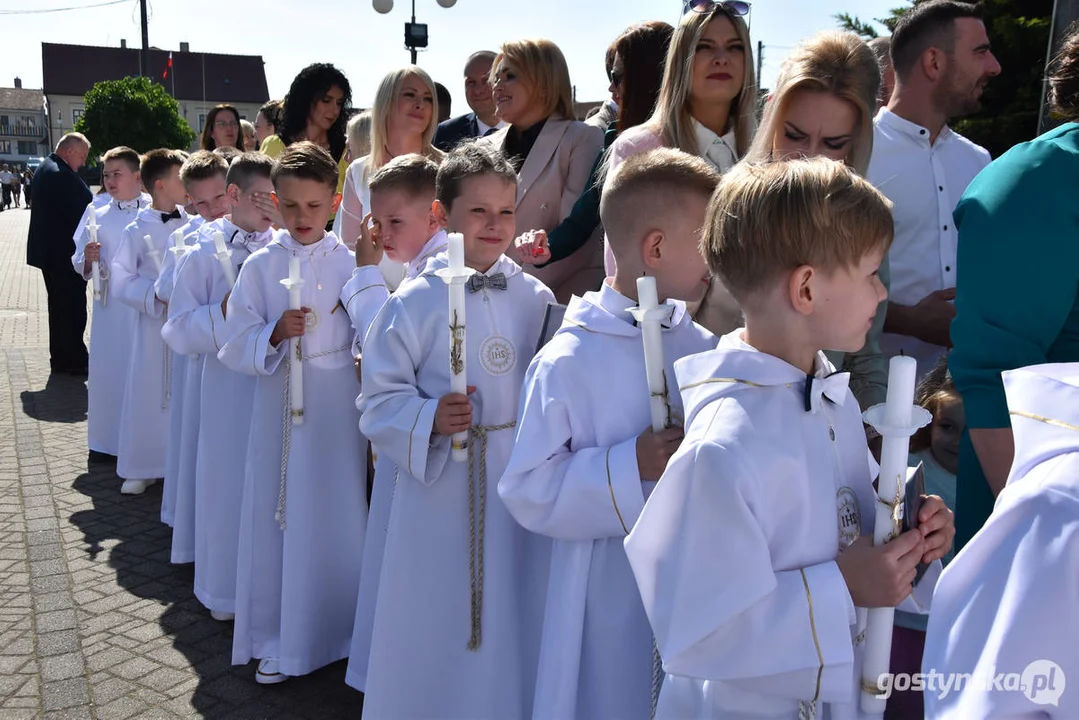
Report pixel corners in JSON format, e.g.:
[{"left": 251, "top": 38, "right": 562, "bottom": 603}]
[{"left": 0, "top": 208, "right": 363, "bottom": 719}]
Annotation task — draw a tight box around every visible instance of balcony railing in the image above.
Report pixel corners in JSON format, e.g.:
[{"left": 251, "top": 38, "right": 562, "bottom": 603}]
[{"left": 0, "top": 124, "right": 46, "bottom": 139}]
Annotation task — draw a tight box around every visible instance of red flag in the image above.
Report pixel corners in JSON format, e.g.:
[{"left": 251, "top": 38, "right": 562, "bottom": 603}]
[{"left": 162, "top": 52, "right": 173, "bottom": 79}]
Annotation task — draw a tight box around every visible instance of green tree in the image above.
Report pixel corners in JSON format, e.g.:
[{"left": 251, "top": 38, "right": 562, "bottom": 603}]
[
  {"left": 835, "top": 0, "right": 1052, "bottom": 156},
  {"left": 73, "top": 76, "right": 196, "bottom": 156}
]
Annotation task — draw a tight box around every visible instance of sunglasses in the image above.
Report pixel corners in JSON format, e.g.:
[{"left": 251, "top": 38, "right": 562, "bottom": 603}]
[{"left": 683, "top": 0, "right": 751, "bottom": 16}]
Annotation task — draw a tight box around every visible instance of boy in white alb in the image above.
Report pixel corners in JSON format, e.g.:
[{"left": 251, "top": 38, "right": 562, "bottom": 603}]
[
  {"left": 71, "top": 146, "right": 150, "bottom": 463},
  {"left": 922, "top": 363, "right": 1079, "bottom": 719},
  {"left": 499, "top": 148, "right": 719, "bottom": 720},
  {"left": 624, "top": 159, "right": 956, "bottom": 720},
  {"left": 162, "top": 152, "right": 278, "bottom": 621},
  {"left": 340, "top": 153, "right": 449, "bottom": 693},
  {"left": 112, "top": 149, "right": 189, "bottom": 495},
  {"left": 219, "top": 142, "right": 366, "bottom": 685},
  {"left": 359, "top": 142, "right": 554, "bottom": 720},
  {"left": 162, "top": 151, "right": 234, "bottom": 561}
]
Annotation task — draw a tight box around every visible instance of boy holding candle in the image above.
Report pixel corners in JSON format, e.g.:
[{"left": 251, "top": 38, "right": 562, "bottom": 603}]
[
  {"left": 112, "top": 148, "right": 189, "bottom": 495},
  {"left": 71, "top": 146, "right": 149, "bottom": 465},
  {"left": 159, "top": 150, "right": 233, "bottom": 542},
  {"left": 340, "top": 152, "right": 449, "bottom": 693},
  {"left": 623, "top": 158, "right": 955, "bottom": 720},
  {"left": 218, "top": 141, "right": 366, "bottom": 685},
  {"left": 358, "top": 141, "right": 554, "bottom": 719},
  {"left": 497, "top": 148, "right": 720, "bottom": 720},
  {"left": 162, "top": 152, "right": 277, "bottom": 622}
]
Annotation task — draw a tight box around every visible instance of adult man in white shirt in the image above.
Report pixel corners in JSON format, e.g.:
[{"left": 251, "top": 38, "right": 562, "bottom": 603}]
[
  {"left": 867, "top": 0, "right": 1000, "bottom": 377},
  {"left": 433, "top": 51, "right": 506, "bottom": 151}
]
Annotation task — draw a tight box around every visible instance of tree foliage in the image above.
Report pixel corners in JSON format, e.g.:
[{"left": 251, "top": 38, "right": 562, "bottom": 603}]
[
  {"left": 835, "top": 0, "right": 1053, "bottom": 156},
  {"left": 73, "top": 76, "right": 196, "bottom": 158}
]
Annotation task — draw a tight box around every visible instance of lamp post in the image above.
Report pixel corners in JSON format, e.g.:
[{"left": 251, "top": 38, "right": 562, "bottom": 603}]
[{"left": 373, "top": 0, "right": 457, "bottom": 65}]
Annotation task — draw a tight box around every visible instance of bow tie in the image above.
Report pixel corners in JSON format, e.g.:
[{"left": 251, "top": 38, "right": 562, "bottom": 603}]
[
  {"left": 116, "top": 200, "right": 140, "bottom": 211},
  {"left": 231, "top": 229, "right": 263, "bottom": 246},
  {"left": 803, "top": 372, "right": 851, "bottom": 414},
  {"left": 631, "top": 304, "right": 676, "bottom": 330},
  {"left": 466, "top": 272, "right": 507, "bottom": 293},
  {"left": 160, "top": 209, "right": 182, "bottom": 223}
]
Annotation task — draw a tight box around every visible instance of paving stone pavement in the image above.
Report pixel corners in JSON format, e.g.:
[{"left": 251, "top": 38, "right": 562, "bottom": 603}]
[{"left": 0, "top": 208, "right": 363, "bottom": 718}]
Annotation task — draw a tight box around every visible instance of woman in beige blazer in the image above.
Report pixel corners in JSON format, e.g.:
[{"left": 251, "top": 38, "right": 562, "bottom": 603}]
[{"left": 483, "top": 39, "right": 604, "bottom": 302}]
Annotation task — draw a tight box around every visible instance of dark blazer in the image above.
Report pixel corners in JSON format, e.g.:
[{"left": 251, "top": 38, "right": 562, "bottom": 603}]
[
  {"left": 26, "top": 153, "right": 91, "bottom": 270},
  {"left": 433, "top": 113, "right": 481, "bottom": 152}
]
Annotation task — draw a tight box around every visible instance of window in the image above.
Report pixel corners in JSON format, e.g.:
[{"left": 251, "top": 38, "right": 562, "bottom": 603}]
[
  {"left": 198, "top": 114, "right": 206, "bottom": 131},
  {"left": 72, "top": 109, "right": 83, "bottom": 124},
  {"left": 0, "top": 140, "right": 12, "bottom": 154},
  {"left": 17, "top": 141, "right": 38, "bottom": 155}
]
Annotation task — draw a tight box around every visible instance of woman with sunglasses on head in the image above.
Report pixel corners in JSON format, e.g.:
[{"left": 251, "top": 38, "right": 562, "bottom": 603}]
[
  {"left": 199, "top": 104, "right": 243, "bottom": 152},
  {"left": 515, "top": 21, "right": 674, "bottom": 281},
  {"left": 601, "top": 1, "right": 757, "bottom": 335},
  {"left": 743, "top": 31, "right": 890, "bottom": 416}
]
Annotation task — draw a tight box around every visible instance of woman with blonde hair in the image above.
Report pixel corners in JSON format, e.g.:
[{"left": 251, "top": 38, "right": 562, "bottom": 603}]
[
  {"left": 344, "top": 109, "right": 372, "bottom": 164},
  {"left": 484, "top": 38, "right": 605, "bottom": 301},
  {"left": 745, "top": 30, "right": 889, "bottom": 412},
  {"left": 336, "top": 66, "right": 443, "bottom": 287},
  {"left": 601, "top": 1, "right": 757, "bottom": 332}
]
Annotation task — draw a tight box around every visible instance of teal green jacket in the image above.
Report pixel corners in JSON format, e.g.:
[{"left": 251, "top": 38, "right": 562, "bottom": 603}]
[
  {"left": 950, "top": 122, "right": 1079, "bottom": 430},
  {"left": 950, "top": 122, "right": 1079, "bottom": 550}
]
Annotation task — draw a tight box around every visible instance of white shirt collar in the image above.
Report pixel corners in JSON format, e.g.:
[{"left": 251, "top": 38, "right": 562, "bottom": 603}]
[
  {"left": 694, "top": 119, "right": 738, "bottom": 172},
  {"left": 476, "top": 116, "right": 507, "bottom": 136},
  {"left": 875, "top": 107, "right": 954, "bottom": 146},
  {"left": 406, "top": 230, "right": 449, "bottom": 279}
]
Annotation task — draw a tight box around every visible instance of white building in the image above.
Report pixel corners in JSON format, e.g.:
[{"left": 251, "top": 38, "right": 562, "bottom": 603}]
[{"left": 0, "top": 80, "right": 48, "bottom": 169}]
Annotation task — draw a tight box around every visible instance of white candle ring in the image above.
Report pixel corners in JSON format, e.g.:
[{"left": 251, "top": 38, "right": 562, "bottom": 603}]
[
  {"left": 434, "top": 266, "right": 477, "bottom": 282},
  {"left": 627, "top": 304, "right": 673, "bottom": 324},
  {"left": 861, "top": 404, "right": 932, "bottom": 437}
]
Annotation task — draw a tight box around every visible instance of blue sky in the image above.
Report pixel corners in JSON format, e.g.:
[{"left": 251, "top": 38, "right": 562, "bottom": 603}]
[{"left": 1, "top": 0, "right": 901, "bottom": 107}]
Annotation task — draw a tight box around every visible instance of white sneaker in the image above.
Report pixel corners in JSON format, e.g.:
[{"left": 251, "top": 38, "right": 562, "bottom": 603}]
[
  {"left": 256, "top": 657, "right": 287, "bottom": 685},
  {"left": 120, "top": 478, "right": 157, "bottom": 495},
  {"left": 210, "top": 610, "right": 234, "bottom": 622}
]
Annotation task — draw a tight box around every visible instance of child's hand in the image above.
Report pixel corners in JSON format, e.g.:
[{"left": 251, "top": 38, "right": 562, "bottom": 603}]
[
  {"left": 916, "top": 494, "right": 955, "bottom": 564},
  {"left": 434, "top": 386, "right": 476, "bottom": 436},
  {"left": 836, "top": 530, "right": 925, "bottom": 608},
  {"left": 270, "top": 307, "right": 310, "bottom": 346},
  {"left": 636, "top": 426, "right": 684, "bottom": 482},
  {"left": 220, "top": 290, "right": 231, "bottom": 320},
  {"left": 252, "top": 192, "right": 284, "bottom": 228},
  {"left": 355, "top": 213, "right": 384, "bottom": 268},
  {"left": 85, "top": 242, "right": 101, "bottom": 264},
  {"left": 514, "top": 230, "right": 551, "bottom": 266}
]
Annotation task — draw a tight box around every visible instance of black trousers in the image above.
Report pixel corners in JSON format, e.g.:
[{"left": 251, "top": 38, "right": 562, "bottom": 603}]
[{"left": 41, "top": 266, "right": 89, "bottom": 371}]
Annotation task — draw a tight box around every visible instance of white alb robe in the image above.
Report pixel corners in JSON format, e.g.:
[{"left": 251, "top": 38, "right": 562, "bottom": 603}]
[
  {"left": 219, "top": 231, "right": 366, "bottom": 677},
  {"left": 624, "top": 331, "right": 936, "bottom": 720},
  {"left": 359, "top": 254, "right": 554, "bottom": 720},
  {"left": 162, "top": 218, "right": 273, "bottom": 612},
  {"left": 499, "top": 283, "right": 716, "bottom": 720},
  {"left": 342, "top": 229, "right": 449, "bottom": 693},
  {"left": 923, "top": 363, "right": 1079, "bottom": 719},
  {"left": 71, "top": 196, "right": 147, "bottom": 456},
  {"left": 112, "top": 206, "right": 189, "bottom": 481},
  {"left": 158, "top": 218, "right": 203, "bottom": 528}
]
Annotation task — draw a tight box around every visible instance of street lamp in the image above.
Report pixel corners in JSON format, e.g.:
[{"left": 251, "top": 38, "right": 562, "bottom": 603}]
[{"left": 373, "top": 0, "right": 457, "bottom": 65}]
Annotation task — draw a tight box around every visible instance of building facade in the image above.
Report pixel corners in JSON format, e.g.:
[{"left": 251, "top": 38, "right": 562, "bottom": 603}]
[
  {"left": 41, "top": 42, "right": 269, "bottom": 152},
  {"left": 0, "top": 80, "right": 48, "bottom": 169}
]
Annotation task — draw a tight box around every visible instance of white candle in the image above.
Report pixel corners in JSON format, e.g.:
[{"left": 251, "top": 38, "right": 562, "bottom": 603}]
[
  {"left": 634, "top": 276, "right": 669, "bottom": 432},
  {"left": 860, "top": 355, "right": 919, "bottom": 713},
  {"left": 87, "top": 205, "right": 102, "bottom": 303},
  {"left": 441, "top": 232, "right": 470, "bottom": 461},
  {"left": 212, "top": 231, "right": 237, "bottom": 288},
  {"left": 280, "top": 255, "right": 305, "bottom": 425},
  {"left": 143, "top": 234, "right": 163, "bottom": 273},
  {"left": 169, "top": 228, "right": 186, "bottom": 256}
]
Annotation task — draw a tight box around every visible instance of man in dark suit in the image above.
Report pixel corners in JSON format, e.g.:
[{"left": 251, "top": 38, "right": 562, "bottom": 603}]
[
  {"left": 433, "top": 50, "right": 505, "bottom": 152},
  {"left": 27, "top": 132, "right": 92, "bottom": 375}
]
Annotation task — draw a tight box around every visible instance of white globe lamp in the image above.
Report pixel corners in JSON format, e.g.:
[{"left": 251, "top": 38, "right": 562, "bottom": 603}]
[
  {"left": 373, "top": 0, "right": 394, "bottom": 13},
  {"left": 435, "top": 0, "right": 457, "bottom": 6}
]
